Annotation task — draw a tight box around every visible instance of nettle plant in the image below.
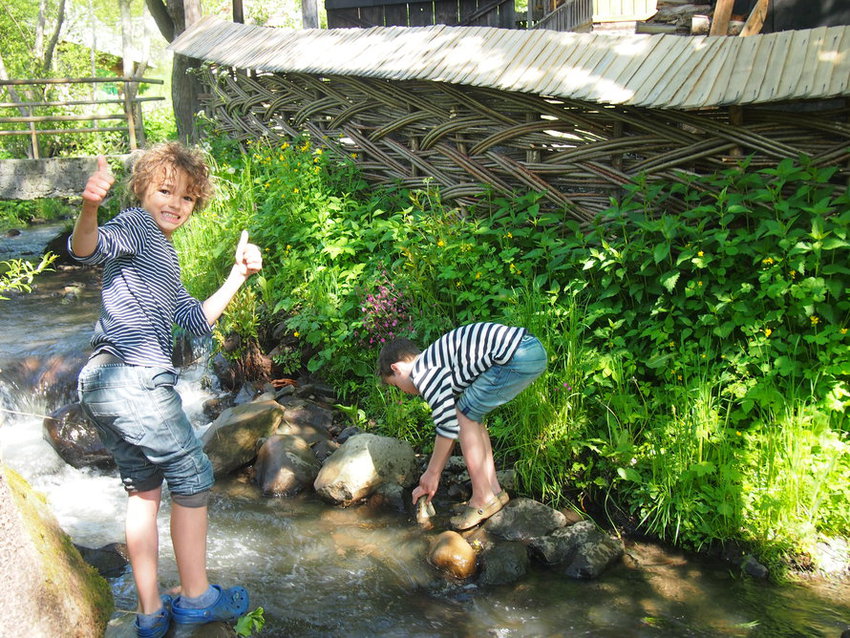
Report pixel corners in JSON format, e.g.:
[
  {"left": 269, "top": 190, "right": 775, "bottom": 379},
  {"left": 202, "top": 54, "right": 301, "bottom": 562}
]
[{"left": 582, "top": 156, "right": 850, "bottom": 424}]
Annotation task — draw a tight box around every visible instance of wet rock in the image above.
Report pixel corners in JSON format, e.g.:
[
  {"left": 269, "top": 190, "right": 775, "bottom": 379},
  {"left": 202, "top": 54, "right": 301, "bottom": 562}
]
[
  {"left": 478, "top": 541, "right": 529, "bottom": 586},
  {"left": 311, "top": 438, "right": 340, "bottom": 463},
  {"left": 277, "top": 397, "right": 334, "bottom": 440},
  {"left": 75, "top": 542, "right": 128, "bottom": 578},
  {"left": 295, "top": 381, "right": 337, "bottom": 403},
  {"left": 483, "top": 497, "right": 567, "bottom": 541},
  {"left": 428, "top": 530, "right": 478, "bottom": 579},
  {"left": 0, "top": 464, "right": 113, "bottom": 637},
  {"left": 336, "top": 425, "right": 361, "bottom": 444},
  {"left": 528, "top": 519, "right": 624, "bottom": 580},
  {"left": 105, "top": 614, "right": 236, "bottom": 637},
  {"left": 202, "top": 400, "right": 285, "bottom": 477},
  {"left": 741, "top": 555, "right": 769, "bottom": 579},
  {"left": 254, "top": 434, "right": 322, "bottom": 496},
  {"left": 43, "top": 402, "right": 114, "bottom": 469},
  {"left": 314, "top": 433, "right": 417, "bottom": 505},
  {"left": 368, "top": 482, "right": 407, "bottom": 512},
  {"left": 211, "top": 352, "right": 238, "bottom": 392},
  {"left": 202, "top": 395, "right": 233, "bottom": 422}
]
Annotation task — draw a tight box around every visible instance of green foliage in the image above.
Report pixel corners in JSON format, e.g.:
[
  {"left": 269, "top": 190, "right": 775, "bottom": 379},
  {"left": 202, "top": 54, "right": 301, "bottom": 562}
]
[
  {"left": 0, "top": 253, "right": 57, "bottom": 300},
  {"left": 177, "top": 137, "right": 849, "bottom": 564},
  {"left": 234, "top": 607, "right": 266, "bottom": 637}
]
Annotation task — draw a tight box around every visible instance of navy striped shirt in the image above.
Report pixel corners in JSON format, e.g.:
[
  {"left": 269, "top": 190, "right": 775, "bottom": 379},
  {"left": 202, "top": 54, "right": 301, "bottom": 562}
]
[
  {"left": 411, "top": 322, "right": 526, "bottom": 439},
  {"left": 68, "top": 207, "right": 211, "bottom": 371}
]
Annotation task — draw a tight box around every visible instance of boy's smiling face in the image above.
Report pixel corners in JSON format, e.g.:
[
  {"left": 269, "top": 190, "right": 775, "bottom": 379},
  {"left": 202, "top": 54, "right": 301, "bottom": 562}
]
[{"left": 140, "top": 167, "right": 197, "bottom": 239}]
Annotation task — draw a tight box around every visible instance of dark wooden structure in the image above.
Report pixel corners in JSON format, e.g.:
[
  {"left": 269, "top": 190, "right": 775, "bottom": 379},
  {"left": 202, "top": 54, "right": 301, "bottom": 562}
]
[{"left": 326, "top": 0, "right": 516, "bottom": 28}]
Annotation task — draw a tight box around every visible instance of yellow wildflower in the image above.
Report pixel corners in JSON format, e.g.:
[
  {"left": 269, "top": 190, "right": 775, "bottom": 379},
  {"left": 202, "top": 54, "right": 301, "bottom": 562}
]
[
  {"left": 810, "top": 316, "right": 820, "bottom": 325},
  {"left": 764, "top": 328, "right": 772, "bottom": 337}
]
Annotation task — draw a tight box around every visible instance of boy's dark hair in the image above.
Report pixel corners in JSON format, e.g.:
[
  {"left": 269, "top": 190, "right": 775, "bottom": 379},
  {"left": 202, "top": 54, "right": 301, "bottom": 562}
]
[
  {"left": 377, "top": 338, "right": 421, "bottom": 377},
  {"left": 127, "top": 141, "right": 214, "bottom": 210}
]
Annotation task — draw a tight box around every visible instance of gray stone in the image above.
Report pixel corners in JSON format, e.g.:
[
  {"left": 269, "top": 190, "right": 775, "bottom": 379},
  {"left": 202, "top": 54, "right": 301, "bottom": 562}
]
[
  {"left": 314, "top": 433, "right": 417, "bottom": 505},
  {"left": 254, "top": 434, "right": 322, "bottom": 496},
  {"left": 478, "top": 541, "right": 529, "bottom": 586},
  {"left": 484, "top": 497, "right": 567, "bottom": 541},
  {"left": 202, "top": 400, "right": 285, "bottom": 476},
  {"left": 528, "top": 520, "right": 624, "bottom": 580}
]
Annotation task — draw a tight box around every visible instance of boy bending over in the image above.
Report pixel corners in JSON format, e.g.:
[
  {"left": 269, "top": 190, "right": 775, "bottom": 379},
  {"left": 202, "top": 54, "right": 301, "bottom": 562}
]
[
  {"left": 378, "top": 322, "right": 546, "bottom": 530},
  {"left": 70, "top": 143, "right": 261, "bottom": 638}
]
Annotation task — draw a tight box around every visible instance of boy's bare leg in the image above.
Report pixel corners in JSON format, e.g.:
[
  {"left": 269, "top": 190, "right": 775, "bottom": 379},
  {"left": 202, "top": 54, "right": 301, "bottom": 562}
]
[
  {"left": 457, "top": 409, "right": 501, "bottom": 508},
  {"left": 171, "top": 502, "right": 210, "bottom": 598},
  {"left": 126, "top": 487, "right": 164, "bottom": 614},
  {"left": 480, "top": 425, "right": 502, "bottom": 495}
]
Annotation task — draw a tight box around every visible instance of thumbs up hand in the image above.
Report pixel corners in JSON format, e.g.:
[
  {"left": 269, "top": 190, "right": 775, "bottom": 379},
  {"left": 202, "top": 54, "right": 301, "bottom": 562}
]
[
  {"left": 234, "top": 229, "right": 263, "bottom": 278},
  {"left": 82, "top": 156, "right": 115, "bottom": 207}
]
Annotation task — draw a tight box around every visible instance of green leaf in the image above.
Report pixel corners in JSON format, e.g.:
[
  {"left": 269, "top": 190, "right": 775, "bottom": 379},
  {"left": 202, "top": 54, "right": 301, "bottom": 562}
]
[
  {"left": 653, "top": 242, "right": 670, "bottom": 264},
  {"left": 660, "top": 270, "right": 680, "bottom": 293},
  {"left": 617, "top": 467, "right": 642, "bottom": 482}
]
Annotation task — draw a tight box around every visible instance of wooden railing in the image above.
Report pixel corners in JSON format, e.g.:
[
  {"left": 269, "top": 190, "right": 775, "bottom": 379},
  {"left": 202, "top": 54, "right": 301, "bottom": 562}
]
[{"left": 0, "top": 77, "right": 164, "bottom": 159}]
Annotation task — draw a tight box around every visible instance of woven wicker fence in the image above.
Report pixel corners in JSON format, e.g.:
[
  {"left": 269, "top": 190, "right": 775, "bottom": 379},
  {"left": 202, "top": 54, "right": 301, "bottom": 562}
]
[{"left": 201, "top": 64, "right": 850, "bottom": 223}]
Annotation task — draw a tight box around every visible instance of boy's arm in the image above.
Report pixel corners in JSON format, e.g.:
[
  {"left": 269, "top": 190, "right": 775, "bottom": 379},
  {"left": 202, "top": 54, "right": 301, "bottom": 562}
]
[
  {"left": 412, "top": 434, "right": 455, "bottom": 503},
  {"left": 201, "top": 230, "right": 262, "bottom": 324},
  {"left": 71, "top": 156, "right": 114, "bottom": 257}
]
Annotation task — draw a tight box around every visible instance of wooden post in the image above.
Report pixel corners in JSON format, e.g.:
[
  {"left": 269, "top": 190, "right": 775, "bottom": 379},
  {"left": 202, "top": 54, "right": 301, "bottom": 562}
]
[
  {"left": 709, "top": 0, "right": 734, "bottom": 36},
  {"left": 27, "top": 105, "right": 39, "bottom": 159},
  {"left": 740, "top": 0, "right": 769, "bottom": 36},
  {"left": 233, "top": 0, "right": 244, "bottom": 23},
  {"left": 123, "top": 80, "right": 137, "bottom": 151},
  {"left": 302, "top": 0, "right": 319, "bottom": 28}
]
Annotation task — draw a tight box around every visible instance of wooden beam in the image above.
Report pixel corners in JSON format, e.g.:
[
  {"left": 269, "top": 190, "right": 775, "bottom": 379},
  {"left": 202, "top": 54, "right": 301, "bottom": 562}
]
[
  {"left": 740, "top": 0, "right": 769, "bottom": 36},
  {"left": 709, "top": 0, "right": 734, "bottom": 36}
]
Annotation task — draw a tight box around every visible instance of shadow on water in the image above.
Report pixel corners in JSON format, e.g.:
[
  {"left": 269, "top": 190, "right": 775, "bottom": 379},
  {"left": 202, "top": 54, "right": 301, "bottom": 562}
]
[{"left": 1, "top": 225, "right": 849, "bottom": 638}]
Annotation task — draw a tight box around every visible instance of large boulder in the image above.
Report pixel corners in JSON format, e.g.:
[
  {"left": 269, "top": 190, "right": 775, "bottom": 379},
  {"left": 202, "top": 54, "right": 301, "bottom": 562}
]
[
  {"left": 528, "top": 519, "right": 624, "bottom": 579},
  {"left": 428, "top": 530, "right": 478, "bottom": 579},
  {"left": 0, "top": 464, "right": 113, "bottom": 638},
  {"left": 254, "top": 434, "right": 322, "bottom": 496},
  {"left": 313, "top": 433, "right": 417, "bottom": 505},
  {"left": 202, "top": 400, "right": 285, "bottom": 476},
  {"left": 483, "top": 497, "right": 567, "bottom": 541},
  {"left": 43, "top": 402, "right": 114, "bottom": 469}
]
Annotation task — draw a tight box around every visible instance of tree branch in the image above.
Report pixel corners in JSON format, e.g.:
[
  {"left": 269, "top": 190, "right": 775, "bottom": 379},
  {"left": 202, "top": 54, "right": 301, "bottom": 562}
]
[{"left": 145, "top": 0, "right": 175, "bottom": 42}]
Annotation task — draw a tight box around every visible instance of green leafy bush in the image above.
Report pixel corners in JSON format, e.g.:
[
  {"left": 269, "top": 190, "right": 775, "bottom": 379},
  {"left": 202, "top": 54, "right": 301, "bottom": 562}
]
[{"left": 176, "top": 136, "right": 849, "bottom": 564}]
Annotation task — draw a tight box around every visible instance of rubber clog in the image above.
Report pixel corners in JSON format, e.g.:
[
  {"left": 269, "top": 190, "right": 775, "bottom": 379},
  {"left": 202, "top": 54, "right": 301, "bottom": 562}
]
[
  {"left": 134, "top": 594, "right": 173, "bottom": 638},
  {"left": 171, "top": 584, "right": 250, "bottom": 625},
  {"left": 450, "top": 493, "right": 506, "bottom": 530},
  {"left": 452, "top": 489, "right": 510, "bottom": 513}
]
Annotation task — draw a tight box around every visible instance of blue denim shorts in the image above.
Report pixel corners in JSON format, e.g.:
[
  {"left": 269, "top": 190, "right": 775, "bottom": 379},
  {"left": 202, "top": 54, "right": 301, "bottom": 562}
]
[
  {"left": 77, "top": 361, "right": 214, "bottom": 496},
  {"left": 456, "top": 333, "right": 548, "bottom": 422}
]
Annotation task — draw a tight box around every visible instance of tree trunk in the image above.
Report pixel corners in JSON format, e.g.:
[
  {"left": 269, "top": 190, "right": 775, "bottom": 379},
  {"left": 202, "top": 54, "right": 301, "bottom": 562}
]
[{"left": 145, "top": 0, "right": 203, "bottom": 142}]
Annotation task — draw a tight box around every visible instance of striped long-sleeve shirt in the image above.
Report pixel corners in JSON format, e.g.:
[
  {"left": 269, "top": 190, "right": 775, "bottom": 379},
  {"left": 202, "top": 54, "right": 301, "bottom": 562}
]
[
  {"left": 68, "top": 207, "right": 211, "bottom": 372},
  {"left": 410, "top": 322, "right": 526, "bottom": 439}
]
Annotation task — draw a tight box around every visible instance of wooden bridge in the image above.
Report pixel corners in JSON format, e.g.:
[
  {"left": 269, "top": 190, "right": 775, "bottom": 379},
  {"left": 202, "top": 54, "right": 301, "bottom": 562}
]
[{"left": 0, "top": 76, "right": 162, "bottom": 200}]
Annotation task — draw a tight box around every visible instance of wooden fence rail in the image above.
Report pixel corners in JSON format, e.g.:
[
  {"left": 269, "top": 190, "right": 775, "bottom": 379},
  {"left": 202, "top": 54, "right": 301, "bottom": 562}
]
[{"left": 0, "top": 77, "right": 164, "bottom": 159}]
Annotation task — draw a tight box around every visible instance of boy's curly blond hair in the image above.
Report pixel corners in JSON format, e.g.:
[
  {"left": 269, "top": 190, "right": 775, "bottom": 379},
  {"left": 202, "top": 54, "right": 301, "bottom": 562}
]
[{"left": 127, "top": 142, "right": 214, "bottom": 210}]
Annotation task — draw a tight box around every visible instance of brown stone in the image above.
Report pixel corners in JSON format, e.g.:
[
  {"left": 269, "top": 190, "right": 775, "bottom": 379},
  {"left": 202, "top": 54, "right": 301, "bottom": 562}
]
[{"left": 0, "top": 464, "right": 112, "bottom": 638}]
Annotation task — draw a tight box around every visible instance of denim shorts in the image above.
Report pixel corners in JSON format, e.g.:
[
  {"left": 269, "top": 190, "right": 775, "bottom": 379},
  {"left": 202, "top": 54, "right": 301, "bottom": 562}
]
[
  {"left": 77, "top": 361, "right": 214, "bottom": 496},
  {"left": 456, "top": 333, "right": 548, "bottom": 422}
]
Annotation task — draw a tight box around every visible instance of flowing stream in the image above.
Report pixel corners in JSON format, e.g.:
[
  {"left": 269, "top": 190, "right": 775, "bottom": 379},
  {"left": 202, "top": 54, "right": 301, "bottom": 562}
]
[{"left": 1, "top": 224, "right": 849, "bottom": 637}]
